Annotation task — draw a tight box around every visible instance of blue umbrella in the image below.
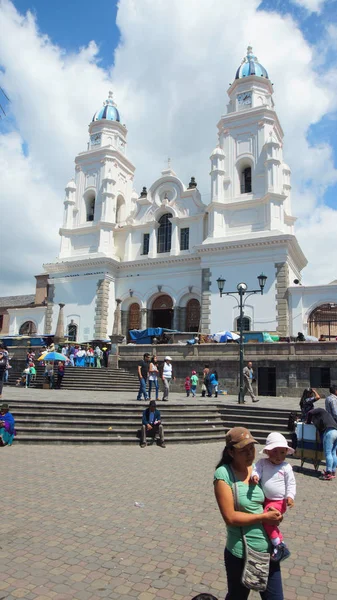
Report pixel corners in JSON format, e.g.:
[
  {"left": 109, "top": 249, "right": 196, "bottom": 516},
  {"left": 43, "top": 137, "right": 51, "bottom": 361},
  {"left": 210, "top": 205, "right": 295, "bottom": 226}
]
[{"left": 41, "top": 351, "right": 67, "bottom": 362}]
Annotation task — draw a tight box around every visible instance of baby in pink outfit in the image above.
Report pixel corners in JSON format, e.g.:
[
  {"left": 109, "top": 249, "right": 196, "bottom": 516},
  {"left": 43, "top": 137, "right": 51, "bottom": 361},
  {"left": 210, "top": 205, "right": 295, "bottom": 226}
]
[{"left": 252, "top": 432, "right": 296, "bottom": 562}]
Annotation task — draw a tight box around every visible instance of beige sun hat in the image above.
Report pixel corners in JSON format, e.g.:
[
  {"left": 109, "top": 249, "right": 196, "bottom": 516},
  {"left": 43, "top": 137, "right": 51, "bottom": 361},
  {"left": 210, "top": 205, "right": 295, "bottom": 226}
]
[{"left": 261, "top": 432, "right": 295, "bottom": 455}]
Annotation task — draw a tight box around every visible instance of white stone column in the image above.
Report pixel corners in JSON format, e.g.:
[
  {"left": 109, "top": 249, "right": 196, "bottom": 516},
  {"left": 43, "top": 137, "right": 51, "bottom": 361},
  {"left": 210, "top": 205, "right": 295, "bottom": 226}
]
[
  {"left": 148, "top": 224, "right": 159, "bottom": 258},
  {"left": 170, "top": 217, "right": 179, "bottom": 256}
]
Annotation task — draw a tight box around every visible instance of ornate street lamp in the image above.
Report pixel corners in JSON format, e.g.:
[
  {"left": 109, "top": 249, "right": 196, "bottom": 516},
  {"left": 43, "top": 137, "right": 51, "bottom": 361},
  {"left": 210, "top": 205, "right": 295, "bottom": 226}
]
[{"left": 217, "top": 273, "right": 268, "bottom": 404}]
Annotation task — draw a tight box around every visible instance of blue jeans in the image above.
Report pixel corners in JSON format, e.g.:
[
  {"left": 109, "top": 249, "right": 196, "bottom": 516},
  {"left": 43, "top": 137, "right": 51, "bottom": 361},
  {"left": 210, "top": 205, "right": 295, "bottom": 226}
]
[
  {"left": 137, "top": 378, "right": 148, "bottom": 401},
  {"left": 224, "top": 548, "right": 283, "bottom": 600},
  {"left": 323, "top": 428, "right": 337, "bottom": 473},
  {"left": 148, "top": 379, "right": 159, "bottom": 400},
  {"left": 191, "top": 384, "right": 197, "bottom": 397}
]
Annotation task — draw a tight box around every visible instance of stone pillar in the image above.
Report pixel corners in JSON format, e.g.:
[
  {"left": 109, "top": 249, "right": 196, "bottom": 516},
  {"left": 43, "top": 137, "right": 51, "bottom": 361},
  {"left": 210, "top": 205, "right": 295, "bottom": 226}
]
[
  {"left": 54, "top": 303, "right": 65, "bottom": 344},
  {"left": 44, "top": 283, "right": 55, "bottom": 334},
  {"left": 112, "top": 299, "right": 122, "bottom": 336},
  {"left": 121, "top": 310, "right": 128, "bottom": 337},
  {"left": 94, "top": 279, "right": 110, "bottom": 339},
  {"left": 200, "top": 268, "right": 212, "bottom": 334},
  {"left": 140, "top": 308, "right": 148, "bottom": 329},
  {"left": 275, "top": 262, "right": 289, "bottom": 336}
]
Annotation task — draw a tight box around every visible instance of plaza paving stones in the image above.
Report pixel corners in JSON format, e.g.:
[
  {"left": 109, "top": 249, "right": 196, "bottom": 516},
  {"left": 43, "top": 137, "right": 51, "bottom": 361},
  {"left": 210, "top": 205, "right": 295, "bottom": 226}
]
[{"left": 2, "top": 425, "right": 337, "bottom": 600}]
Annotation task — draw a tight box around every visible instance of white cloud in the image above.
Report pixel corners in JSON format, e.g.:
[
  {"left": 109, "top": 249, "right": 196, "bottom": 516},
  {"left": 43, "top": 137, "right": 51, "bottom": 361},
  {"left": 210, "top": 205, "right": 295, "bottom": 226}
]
[
  {"left": 296, "top": 206, "right": 337, "bottom": 284},
  {"left": 290, "top": 0, "right": 326, "bottom": 13},
  {"left": 0, "top": 0, "right": 336, "bottom": 292}
]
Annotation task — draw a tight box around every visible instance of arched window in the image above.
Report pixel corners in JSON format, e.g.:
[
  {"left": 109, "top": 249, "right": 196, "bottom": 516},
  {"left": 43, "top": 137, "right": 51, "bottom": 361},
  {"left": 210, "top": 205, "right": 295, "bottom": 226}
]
[
  {"left": 116, "top": 196, "right": 126, "bottom": 224},
  {"left": 236, "top": 316, "right": 251, "bottom": 332},
  {"left": 128, "top": 303, "right": 141, "bottom": 331},
  {"left": 157, "top": 213, "right": 172, "bottom": 253},
  {"left": 308, "top": 303, "right": 337, "bottom": 340},
  {"left": 19, "top": 321, "right": 37, "bottom": 335},
  {"left": 67, "top": 321, "right": 77, "bottom": 342},
  {"left": 185, "top": 299, "right": 200, "bottom": 332},
  {"left": 240, "top": 167, "right": 252, "bottom": 194},
  {"left": 86, "top": 194, "right": 95, "bottom": 222}
]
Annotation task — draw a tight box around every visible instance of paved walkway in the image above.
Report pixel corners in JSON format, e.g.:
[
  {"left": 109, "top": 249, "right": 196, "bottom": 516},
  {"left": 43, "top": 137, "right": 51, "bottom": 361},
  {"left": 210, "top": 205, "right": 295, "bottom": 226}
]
[
  {"left": 3, "top": 386, "right": 302, "bottom": 410},
  {"left": 1, "top": 391, "right": 337, "bottom": 600}
]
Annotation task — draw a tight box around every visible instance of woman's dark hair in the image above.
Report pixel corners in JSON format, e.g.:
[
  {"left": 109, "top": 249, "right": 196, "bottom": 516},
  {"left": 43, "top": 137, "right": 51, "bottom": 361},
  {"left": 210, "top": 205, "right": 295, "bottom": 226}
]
[
  {"left": 215, "top": 445, "right": 233, "bottom": 468},
  {"left": 213, "top": 369, "right": 218, "bottom": 380},
  {"left": 299, "top": 388, "right": 313, "bottom": 410},
  {"left": 151, "top": 355, "right": 157, "bottom": 362},
  {"left": 191, "top": 595, "right": 218, "bottom": 600}
]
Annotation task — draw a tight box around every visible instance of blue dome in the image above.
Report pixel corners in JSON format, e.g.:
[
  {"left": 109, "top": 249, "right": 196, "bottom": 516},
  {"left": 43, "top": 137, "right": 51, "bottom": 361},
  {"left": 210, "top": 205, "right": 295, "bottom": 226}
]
[
  {"left": 235, "top": 46, "right": 269, "bottom": 80},
  {"left": 92, "top": 91, "right": 120, "bottom": 122}
]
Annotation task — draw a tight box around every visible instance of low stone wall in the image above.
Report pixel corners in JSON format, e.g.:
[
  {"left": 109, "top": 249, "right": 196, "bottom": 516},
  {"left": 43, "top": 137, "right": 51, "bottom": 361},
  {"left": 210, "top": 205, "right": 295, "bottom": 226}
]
[{"left": 117, "top": 342, "right": 337, "bottom": 397}]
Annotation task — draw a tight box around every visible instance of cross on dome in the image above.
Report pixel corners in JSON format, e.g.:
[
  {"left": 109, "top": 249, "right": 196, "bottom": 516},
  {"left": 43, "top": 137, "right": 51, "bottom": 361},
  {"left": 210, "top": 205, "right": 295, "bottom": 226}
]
[{"left": 105, "top": 91, "right": 117, "bottom": 107}]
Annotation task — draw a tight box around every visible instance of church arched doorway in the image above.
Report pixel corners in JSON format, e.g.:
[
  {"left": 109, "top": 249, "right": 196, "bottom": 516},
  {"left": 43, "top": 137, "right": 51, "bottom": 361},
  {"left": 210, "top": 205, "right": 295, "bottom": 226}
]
[
  {"left": 151, "top": 294, "right": 173, "bottom": 329},
  {"left": 128, "top": 303, "right": 141, "bottom": 331},
  {"left": 185, "top": 299, "right": 200, "bottom": 332},
  {"left": 308, "top": 303, "right": 337, "bottom": 340}
]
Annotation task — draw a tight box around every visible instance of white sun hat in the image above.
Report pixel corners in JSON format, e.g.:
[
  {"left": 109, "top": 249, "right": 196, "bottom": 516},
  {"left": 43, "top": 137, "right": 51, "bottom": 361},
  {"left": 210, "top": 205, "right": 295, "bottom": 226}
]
[
  {"left": 260, "top": 432, "right": 295, "bottom": 455},
  {"left": 165, "top": 356, "right": 172, "bottom": 361}
]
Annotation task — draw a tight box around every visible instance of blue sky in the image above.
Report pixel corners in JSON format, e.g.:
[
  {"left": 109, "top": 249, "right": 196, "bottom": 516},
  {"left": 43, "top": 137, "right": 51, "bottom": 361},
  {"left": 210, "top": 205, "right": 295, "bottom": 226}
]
[
  {"left": 0, "top": 0, "right": 336, "bottom": 292},
  {"left": 8, "top": 0, "right": 337, "bottom": 206}
]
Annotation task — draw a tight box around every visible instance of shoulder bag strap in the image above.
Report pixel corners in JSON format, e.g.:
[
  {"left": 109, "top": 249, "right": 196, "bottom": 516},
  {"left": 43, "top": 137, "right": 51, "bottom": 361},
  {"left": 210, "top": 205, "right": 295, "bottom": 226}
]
[{"left": 228, "top": 466, "right": 246, "bottom": 541}]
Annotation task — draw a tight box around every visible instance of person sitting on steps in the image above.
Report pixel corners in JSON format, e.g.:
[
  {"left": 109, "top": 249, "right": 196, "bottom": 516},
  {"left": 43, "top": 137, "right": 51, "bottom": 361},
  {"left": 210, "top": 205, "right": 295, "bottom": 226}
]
[{"left": 140, "top": 400, "right": 166, "bottom": 448}]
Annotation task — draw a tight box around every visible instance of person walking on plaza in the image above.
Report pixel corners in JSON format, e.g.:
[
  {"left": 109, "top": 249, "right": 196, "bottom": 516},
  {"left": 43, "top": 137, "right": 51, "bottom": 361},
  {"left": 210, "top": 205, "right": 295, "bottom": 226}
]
[
  {"left": 161, "top": 356, "right": 174, "bottom": 402},
  {"left": 137, "top": 353, "right": 150, "bottom": 401},
  {"left": 148, "top": 355, "right": 160, "bottom": 400},
  {"left": 202, "top": 364, "right": 211, "bottom": 397},
  {"left": 243, "top": 361, "right": 259, "bottom": 403},
  {"left": 0, "top": 350, "right": 8, "bottom": 400},
  {"left": 325, "top": 385, "right": 337, "bottom": 424},
  {"left": 55, "top": 361, "right": 65, "bottom": 389},
  {"left": 94, "top": 345, "right": 103, "bottom": 368},
  {"left": 185, "top": 376, "right": 191, "bottom": 397},
  {"left": 307, "top": 407, "right": 337, "bottom": 480},
  {"left": 140, "top": 400, "right": 165, "bottom": 448},
  {"left": 209, "top": 369, "right": 219, "bottom": 398},
  {"left": 214, "top": 427, "right": 284, "bottom": 599},
  {"left": 102, "top": 345, "right": 109, "bottom": 368},
  {"left": 191, "top": 370, "right": 198, "bottom": 397}
]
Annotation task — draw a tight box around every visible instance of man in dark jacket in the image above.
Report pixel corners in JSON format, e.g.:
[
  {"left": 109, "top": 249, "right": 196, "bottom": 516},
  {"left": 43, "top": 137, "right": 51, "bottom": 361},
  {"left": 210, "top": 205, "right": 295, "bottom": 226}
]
[
  {"left": 0, "top": 351, "right": 8, "bottom": 399},
  {"left": 307, "top": 407, "right": 337, "bottom": 480},
  {"left": 140, "top": 400, "right": 165, "bottom": 448}
]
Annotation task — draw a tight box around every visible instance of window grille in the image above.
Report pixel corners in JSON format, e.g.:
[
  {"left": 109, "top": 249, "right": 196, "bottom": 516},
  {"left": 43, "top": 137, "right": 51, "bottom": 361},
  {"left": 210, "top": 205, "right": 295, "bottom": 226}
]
[
  {"left": 180, "top": 227, "right": 189, "bottom": 251},
  {"left": 157, "top": 213, "right": 172, "bottom": 253}
]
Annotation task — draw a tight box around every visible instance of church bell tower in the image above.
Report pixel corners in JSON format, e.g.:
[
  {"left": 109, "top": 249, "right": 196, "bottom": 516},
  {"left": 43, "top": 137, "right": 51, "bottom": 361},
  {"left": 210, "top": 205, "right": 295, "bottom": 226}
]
[{"left": 207, "top": 47, "right": 295, "bottom": 239}]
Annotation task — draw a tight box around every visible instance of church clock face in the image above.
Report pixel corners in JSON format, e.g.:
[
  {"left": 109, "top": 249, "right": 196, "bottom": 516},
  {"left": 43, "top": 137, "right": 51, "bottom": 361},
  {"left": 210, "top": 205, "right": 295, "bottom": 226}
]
[
  {"left": 90, "top": 133, "right": 101, "bottom": 146},
  {"left": 237, "top": 92, "right": 252, "bottom": 107}
]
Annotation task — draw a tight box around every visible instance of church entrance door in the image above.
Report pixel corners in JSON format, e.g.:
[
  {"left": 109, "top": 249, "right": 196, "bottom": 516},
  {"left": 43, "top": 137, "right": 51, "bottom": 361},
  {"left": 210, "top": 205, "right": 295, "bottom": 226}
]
[{"left": 151, "top": 295, "right": 174, "bottom": 329}]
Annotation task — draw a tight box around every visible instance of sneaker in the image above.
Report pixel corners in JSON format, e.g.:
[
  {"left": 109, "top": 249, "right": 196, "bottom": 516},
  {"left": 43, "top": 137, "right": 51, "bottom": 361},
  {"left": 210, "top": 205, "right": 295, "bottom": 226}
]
[
  {"left": 320, "top": 472, "right": 333, "bottom": 480},
  {"left": 252, "top": 399, "right": 260, "bottom": 403},
  {"left": 160, "top": 442, "right": 166, "bottom": 448},
  {"left": 270, "top": 542, "right": 291, "bottom": 562},
  {"left": 323, "top": 470, "right": 336, "bottom": 478},
  {"left": 140, "top": 443, "right": 147, "bottom": 448}
]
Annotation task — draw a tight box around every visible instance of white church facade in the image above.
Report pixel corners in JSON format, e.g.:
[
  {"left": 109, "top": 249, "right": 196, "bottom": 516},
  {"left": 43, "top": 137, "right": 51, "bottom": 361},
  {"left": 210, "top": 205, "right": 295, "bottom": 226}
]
[{"left": 3, "top": 48, "right": 337, "bottom": 343}]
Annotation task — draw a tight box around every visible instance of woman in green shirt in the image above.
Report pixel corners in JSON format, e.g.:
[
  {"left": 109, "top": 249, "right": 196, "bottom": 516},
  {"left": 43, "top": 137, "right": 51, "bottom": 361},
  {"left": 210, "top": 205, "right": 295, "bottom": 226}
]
[{"left": 214, "top": 427, "right": 284, "bottom": 599}]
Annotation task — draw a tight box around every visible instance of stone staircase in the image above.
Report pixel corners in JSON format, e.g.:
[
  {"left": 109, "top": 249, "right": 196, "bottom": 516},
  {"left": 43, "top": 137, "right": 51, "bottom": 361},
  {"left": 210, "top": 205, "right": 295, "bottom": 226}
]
[
  {"left": 8, "top": 364, "right": 139, "bottom": 392},
  {"left": 8, "top": 399, "right": 291, "bottom": 445}
]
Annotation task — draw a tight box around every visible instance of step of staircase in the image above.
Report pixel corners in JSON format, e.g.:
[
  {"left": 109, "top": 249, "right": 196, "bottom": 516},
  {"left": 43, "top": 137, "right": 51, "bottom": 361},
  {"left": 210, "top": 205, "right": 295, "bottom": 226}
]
[
  {"left": 6, "top": 398, "right": 292, "bottom": 445},
  {"left": 8, "top": 365, "right": 139, "bottom": 392}
]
